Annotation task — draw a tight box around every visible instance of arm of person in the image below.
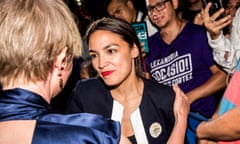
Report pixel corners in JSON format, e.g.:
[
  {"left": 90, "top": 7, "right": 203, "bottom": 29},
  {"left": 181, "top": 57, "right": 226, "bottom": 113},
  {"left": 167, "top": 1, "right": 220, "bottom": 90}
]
[
  {"left": 202, "top": 4, "right": 240, "bottom": 73},
  {"left": 186, "top": 65, "right": 226, "bottom": 104},
  {"left": 197, "top": 100, "right": 222, "bottom": 144},
  {"left": 207, "top": 32, "right": 238, "bottom": 73},
  {"left": 167, "top": 85, "right": 189, "bottom": 144},
  {"left": 0, "top": 120, "right": 36, "bottom": 144},
  {"left": 196, "top": 106, "right": 240, "bottom": 141}
]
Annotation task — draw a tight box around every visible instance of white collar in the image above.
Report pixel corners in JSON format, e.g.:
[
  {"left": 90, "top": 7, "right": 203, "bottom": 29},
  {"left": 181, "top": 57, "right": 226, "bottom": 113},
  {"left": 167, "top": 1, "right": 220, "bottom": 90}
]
[{"left": 111, "top": 100, "right": 148, "bottom": 144}]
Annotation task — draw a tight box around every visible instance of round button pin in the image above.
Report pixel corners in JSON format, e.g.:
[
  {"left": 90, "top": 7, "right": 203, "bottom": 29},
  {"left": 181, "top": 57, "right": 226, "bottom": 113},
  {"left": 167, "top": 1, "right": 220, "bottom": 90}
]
[{"left": 149, "top": 122, "right": 162, "bottom": 138}]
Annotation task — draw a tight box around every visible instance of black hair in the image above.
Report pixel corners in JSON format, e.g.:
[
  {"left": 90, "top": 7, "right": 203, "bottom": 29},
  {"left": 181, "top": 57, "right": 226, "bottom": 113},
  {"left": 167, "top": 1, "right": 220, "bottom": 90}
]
[{"left": 85, "top": 17, "right": 143, "bottom": 77}]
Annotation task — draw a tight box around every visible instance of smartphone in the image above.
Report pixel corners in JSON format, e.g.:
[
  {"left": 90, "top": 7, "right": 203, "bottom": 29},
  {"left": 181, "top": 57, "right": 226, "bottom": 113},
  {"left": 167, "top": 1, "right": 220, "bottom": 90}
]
[
  {"left": 202, "top": 0, "right": 225, "bottom": 19},
  {"left": 131, "top": 22, "right": 150, "bottom": 53}
]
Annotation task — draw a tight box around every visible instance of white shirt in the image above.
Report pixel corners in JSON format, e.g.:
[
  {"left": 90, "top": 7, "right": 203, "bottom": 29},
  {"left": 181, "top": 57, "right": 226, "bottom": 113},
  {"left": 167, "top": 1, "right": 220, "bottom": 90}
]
[
  {"left": 207, "top": 8, "right": 240, "bottom": 74},
  {"left": 111, "top": 100, "right": 148, "bottom": 144}
]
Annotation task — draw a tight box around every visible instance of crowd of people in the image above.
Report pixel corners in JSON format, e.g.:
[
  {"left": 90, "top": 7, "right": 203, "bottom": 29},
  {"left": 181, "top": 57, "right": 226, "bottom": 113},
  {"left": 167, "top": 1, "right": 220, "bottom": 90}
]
[{"left": 0, "top": 0, "right": 240, "bottom": 143}]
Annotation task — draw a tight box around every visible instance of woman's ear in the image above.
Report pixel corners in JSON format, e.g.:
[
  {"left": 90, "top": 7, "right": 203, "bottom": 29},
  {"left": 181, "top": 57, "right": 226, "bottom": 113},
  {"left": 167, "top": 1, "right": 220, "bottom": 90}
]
[
  {"left": 53, "top": 47, "right": 68, "bottom": 89},
  {"left": 131, "top": 44, "right": 140, "bottom": 58},
  {"left": 55, "top": 47, "right": 68, "bottom": 72}
]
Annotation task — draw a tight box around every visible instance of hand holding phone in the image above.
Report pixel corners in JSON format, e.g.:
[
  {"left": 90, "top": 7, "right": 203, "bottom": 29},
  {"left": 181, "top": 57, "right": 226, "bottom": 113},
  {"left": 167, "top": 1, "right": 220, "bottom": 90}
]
[
  {"left": 202, "top": 0, "right": 225, "bottom": 19},
  {"left": 131, "top": 22, "right": 150, "bottom": 53}
]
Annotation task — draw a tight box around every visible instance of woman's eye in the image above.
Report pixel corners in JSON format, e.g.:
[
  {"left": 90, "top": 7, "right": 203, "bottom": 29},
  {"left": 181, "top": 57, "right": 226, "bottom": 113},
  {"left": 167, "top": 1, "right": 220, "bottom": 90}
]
[
  {"left": 108, "top": 49, "right": 117, "bottom": 54},
  {"left": 89, "top": 53, "right": 97, "bottom": 59}
]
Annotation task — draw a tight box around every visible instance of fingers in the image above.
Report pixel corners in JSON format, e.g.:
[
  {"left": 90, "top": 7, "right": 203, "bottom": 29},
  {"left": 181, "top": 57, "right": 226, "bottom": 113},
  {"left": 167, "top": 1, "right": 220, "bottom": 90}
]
[
  {"left": 173, "top": 84, "right": 180, "bottom": 95},
  {"left": 211, "top": 8, "right": 225, "bottom": 21},
  {"left": 140, "top": 42, "right": 147, "bottom": 57},
  {"left": 202, "top": 2, "right": 232, "bottom": 37},
  {"left": 202, "top": 15, "right": 231, "bottom": 39},
  {"left": 205, "top": 15, "right": 231, "bottom": 38},
  {"left": 203, "top": 2, "right": 224, "bottom": 20},
  {"left": 203, "top": 3, "right": 212, "bottom": 17},
  {"left": 141, "top": 47, "right": 146, "bottom": 57},
  {"left": 173, "top": 84, "right": 186, "bottom": 99},
  {"left": 172, "top": 84, "right": 189, "bottom": 117},
  {"left": 213, "top": 15, "right": 232, "bottom": 29}
]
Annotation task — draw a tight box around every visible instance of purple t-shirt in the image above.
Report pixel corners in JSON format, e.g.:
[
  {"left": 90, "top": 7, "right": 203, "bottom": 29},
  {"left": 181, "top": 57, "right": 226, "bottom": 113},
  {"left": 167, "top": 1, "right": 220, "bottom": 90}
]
[{"left": 145, "top": 22, "right": 216, "bottom": 117}]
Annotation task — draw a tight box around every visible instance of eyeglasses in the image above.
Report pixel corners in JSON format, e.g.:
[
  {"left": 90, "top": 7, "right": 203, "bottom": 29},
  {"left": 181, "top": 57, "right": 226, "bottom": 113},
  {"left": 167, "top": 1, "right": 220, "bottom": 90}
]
[{"left": 147, "top": 0, "right": 169, "bottom": 15}]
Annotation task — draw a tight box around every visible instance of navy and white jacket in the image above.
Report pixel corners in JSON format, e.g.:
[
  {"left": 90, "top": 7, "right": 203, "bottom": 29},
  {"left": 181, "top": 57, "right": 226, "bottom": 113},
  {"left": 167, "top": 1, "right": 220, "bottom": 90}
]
[{"left": 66, "top": 77, "right": 176, "bottom": 144}]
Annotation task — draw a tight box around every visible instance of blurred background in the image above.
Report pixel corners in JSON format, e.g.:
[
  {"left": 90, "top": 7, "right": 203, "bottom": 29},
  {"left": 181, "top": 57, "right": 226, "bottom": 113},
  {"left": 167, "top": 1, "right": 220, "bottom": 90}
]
[
  {"left": 52, "top": 0, "right": 235, "bottom": 113},
  {"left": 65, "top": 0, "right": 147, "bottom": 35}
]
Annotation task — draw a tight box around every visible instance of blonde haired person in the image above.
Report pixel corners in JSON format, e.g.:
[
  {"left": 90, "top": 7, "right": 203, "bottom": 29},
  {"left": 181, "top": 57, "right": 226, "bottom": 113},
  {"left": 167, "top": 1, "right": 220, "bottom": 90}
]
[{"left": 0, "top": 0, "right": 120, "bottom": 143}]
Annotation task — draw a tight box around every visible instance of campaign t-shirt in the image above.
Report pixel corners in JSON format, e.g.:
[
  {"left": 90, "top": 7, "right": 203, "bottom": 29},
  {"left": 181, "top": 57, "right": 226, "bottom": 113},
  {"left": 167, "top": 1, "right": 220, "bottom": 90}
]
[{"left": 145, "top": 22, "right": 217, "bottom": 117}]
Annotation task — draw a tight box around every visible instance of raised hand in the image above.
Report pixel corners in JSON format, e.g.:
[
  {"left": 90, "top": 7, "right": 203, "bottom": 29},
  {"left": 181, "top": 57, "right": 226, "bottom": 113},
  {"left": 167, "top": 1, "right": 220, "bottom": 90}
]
[
  {"left": 201, "top": 3, "right": 232, "bottom": 39},
  {"left": 172, "top": 84, "right": 189, "bottom": 122}
]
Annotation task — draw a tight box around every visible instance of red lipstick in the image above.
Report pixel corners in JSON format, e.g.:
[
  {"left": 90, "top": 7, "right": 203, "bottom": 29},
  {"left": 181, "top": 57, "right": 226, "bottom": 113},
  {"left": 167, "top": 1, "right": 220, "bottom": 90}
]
[{"left": 101, "top": 71, "right": 113, "bottom": 77}]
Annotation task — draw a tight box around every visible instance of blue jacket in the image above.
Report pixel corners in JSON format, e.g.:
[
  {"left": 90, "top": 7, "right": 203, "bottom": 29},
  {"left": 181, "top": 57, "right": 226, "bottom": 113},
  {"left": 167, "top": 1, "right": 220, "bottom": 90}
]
[{"left": 0, "top": 88, "right": 120, "bottom": 144}]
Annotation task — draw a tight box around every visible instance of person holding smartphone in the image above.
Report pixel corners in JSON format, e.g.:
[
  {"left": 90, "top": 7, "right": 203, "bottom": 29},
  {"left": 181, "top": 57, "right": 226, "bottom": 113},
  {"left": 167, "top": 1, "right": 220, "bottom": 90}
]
[
  {"left": 201, "top": 2, "right": 240, "bottom": 74},
  {"left": 195, "top": 4, "right": 240, "bottom": 144}
]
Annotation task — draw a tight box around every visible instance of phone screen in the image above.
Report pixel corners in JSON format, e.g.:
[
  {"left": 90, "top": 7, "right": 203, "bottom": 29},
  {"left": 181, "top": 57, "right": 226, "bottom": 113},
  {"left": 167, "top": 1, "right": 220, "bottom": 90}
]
[{"left": 131, "top": 22, "right": 150, "bottom": 53}]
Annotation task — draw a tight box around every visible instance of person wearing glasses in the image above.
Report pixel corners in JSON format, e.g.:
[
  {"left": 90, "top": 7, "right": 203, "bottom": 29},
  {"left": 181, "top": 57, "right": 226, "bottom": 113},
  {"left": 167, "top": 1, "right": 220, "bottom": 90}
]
[{"left": 144, "top": 0, "right": 227, "bottom": 135}]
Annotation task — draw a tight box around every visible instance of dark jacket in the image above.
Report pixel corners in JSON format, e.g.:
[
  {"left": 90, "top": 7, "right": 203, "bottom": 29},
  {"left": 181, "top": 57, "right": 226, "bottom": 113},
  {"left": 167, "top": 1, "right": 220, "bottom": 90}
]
[{"left": 66, "top": 77, "right": 176, "bottom": 144}]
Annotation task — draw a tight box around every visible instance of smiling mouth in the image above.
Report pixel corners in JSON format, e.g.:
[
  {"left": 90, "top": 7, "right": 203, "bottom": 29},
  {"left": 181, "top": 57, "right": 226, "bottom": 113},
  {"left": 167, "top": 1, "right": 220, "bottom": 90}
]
[{"left": 101, "top": 71, "right": 113, "bottom": 77}]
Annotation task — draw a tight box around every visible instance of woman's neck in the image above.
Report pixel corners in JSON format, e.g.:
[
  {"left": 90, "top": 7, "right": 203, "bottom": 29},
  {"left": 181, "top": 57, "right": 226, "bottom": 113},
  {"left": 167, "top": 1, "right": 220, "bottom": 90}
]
[
  {"left": 110, "top": 77, "right": 143, "bottom": 105},
  {"left": 3, "top": 81, "right": 52, "bottom": 104}
]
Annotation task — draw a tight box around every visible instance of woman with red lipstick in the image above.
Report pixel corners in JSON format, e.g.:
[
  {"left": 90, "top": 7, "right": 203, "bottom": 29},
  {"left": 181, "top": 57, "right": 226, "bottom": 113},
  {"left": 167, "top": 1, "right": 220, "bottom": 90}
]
[{"left": 65, "top": 17, "right": 189, "bottom": 144}]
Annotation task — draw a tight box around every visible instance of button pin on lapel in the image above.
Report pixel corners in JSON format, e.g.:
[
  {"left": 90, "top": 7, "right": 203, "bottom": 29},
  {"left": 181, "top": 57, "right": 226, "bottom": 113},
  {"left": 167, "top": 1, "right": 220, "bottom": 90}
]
[{"left": 149, "top": 122, "right": 162, "bottom": 138}]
